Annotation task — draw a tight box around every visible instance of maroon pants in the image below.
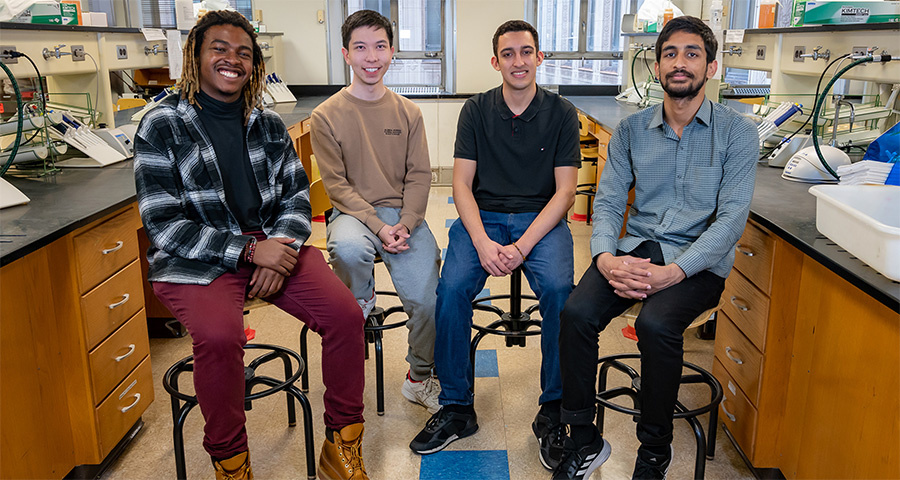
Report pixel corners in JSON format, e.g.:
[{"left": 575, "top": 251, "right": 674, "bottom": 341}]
[{"left": 153, "top": 246, "right": 365, "bottom": 460}]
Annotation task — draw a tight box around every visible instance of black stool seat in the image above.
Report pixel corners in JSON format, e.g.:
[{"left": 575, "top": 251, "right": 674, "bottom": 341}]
[
  {"left": 163, "top": 343, "right": 316, "bottom": 480},
  {"left": 595, "top": 353, "right": 723, "bottom": 480},
  {"left": 469, "top": 267, "right": 540, "bottom": 391}
]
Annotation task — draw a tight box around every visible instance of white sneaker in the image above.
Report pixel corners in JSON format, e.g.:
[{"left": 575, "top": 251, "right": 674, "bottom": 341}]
[
  {"left": 402, "top": 375, "right": 441, "bottom": 414},
  {"left": 357, "top": 290, "right": 376, "bottom": 319}
]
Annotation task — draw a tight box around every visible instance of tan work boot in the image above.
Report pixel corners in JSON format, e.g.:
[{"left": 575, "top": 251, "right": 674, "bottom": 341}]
[
  {"left": 213, "top": 451, "right": 253, "bottom": 480},
  {"left": 318, "top": 423, "right": 369, "bottom": 480}
]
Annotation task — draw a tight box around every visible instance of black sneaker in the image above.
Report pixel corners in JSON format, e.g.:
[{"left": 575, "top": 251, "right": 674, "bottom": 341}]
[
  {"left": 532, "top": 410, "right": 567, "bottom": 470},
  {"left": 552, "top": 435, "right": 611, "bottom": 479},
  {"left": 632, "top": 445, "right": 673, "bottom": 479},
  {"left": 409, "top": 407, "right": 479, "bottom": 454}
]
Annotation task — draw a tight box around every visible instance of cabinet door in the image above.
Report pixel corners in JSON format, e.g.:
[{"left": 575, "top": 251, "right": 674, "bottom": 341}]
[{"left": 1, "top": 250, "right": 76, "bottom": 479}]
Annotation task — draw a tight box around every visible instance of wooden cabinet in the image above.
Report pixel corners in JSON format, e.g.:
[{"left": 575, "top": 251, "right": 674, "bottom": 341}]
[
  {"left": 713, "top": 219, "right": 803, "bottom": 466},
  {"left": 0, "top": 204, "right": 154, "bottom": 478},
  {"left": 715, "top": 219, "right": 900, "bottom": 479}
]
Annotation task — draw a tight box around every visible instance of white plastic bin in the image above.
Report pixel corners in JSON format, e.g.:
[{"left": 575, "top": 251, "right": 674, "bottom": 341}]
[{"left": 809, "top": 185, "right": 900, "bottom": 281}]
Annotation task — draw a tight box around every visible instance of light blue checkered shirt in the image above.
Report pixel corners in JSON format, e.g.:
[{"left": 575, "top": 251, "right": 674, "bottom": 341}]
[{"left": 591, "top": 99, "right": 759, "bottom": 278}]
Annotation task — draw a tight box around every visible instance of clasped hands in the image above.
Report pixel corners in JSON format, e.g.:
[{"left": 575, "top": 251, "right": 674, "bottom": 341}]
[
  {"left": 474, "top": 237, "right": 525, "bottom": 277},
  {"left": 377, "top": 223, "right": 411, "bottom": 254},
  {"left": 595, "top": 252, "right": 685, "bottom": 300},
  {"left": 248, "top": 237, "right": 298, "bottom": 299}
]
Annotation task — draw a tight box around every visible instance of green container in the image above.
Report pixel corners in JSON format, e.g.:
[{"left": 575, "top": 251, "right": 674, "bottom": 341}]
[
  {"left": 792, "top": 0, "right": 807, "bottom": 26},
  {"left": 9, "top": 1, "right": 62, "bottom": 25}
]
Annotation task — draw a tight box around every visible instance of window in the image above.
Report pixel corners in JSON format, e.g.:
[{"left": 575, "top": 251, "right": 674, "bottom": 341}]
[
  {"left": 532, "top": 0, "right": 636, "bottom": 85},
  {"left": 346, "top": 0, "right": 446, "bottom": 92},
  {"left": 139, "top": 0, "right": 253, "bottom": 29}
]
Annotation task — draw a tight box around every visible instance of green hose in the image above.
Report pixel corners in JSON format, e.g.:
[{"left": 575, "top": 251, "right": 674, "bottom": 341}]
[
  {"left": 631, "top": 48, "right": 643, "bottom": 99},
  {"left": 1, "top": 61, "right": 24, "bottom": 176},
  {"left": 811, "top": 56, "right": 880, "bottom": 180}
]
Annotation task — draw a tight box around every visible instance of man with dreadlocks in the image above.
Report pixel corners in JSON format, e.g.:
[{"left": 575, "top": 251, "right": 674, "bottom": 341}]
[{"left": 134, "top": 10, "right": 369, "bottom": 480}]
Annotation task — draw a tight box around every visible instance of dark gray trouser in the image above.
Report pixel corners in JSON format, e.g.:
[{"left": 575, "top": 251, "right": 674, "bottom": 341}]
[{"left": 559, "top": 241, "right": 725, "bottom": 448}]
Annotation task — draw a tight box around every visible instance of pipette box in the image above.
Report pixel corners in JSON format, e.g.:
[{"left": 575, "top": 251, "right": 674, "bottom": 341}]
[
  {"left": 809, "top": 185, "right": 900, "bottom": 281},
  {"left": 8, "top": 1, "right": 62, "bottom": 24},
  {"left": 804, "top": 1, "right": 900, "bottom": 24}
]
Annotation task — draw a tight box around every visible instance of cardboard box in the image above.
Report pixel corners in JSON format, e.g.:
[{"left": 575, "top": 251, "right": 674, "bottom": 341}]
[
  {"left": 61, "top": 1, "right": 81, "bottom": 25},
  {"left": 804, "top": 0, "right": 900, "bottom": 24},
  {"left": 8, "top": 1, "right": 62, "bottom": 24}
]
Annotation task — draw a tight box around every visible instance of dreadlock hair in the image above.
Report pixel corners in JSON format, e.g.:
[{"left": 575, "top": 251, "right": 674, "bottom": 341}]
[{"left": 178, "top": 10, "right": 266, "bottom": 123}]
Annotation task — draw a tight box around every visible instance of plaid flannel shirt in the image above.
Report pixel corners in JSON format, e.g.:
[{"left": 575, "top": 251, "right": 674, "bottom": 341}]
[{"left": 134, "top": 94, "right": 311, "bottom": 285}]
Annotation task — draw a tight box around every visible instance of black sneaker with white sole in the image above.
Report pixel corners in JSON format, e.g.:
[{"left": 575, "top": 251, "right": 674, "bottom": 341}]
[
  {"left": 632, "top": 444, "right": 673, "bottom": 479},
  {"left": 409, "top": 407, "right": 479, "bottom": 455},
  {"left": 532, "top": 411, "right": 567, "bottom": 470},
  {"left": 552, "top": 435, "right": 612, "bottom": 479}
]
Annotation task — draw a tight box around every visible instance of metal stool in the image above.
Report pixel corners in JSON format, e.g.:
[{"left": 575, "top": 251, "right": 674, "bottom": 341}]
[
  {"left": 469, "top": 267, "right": 540, "bottom": 389},
  {"left": 298, "top": 256, "right": 408, "bottom": 416},
  {"left": 594, "top": 301, "right": 726, "bottom": 480},
  {"left": 162, "top": 344, "right": 316, "bottom": 480}
]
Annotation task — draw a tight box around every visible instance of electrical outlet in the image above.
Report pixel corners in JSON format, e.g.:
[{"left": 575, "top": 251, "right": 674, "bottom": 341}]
[
  {"left": 71, "top": 44, "right": 85, "bottom": 61},
  {"left": 793, "top": 45, "right": 806, "bottom": 62},
  {"left": 852, "top": 46, "right": 868, "bottom": 57},
  {"left": 116, "top": 45, "right": 128, "bottom": 59},
  {"left": 0, "top": 45, "right": 18, "bottom": 64},
  {"left": 756, "top": 45, "right": 766, "bottom": 60}
]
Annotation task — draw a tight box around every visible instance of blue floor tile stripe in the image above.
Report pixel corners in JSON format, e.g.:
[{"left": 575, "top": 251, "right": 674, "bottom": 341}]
[
  {"left": 474, "top": 349, "right": 499, "bottom": 377},
  {"left": 420, "top": 450, "right": 509, "bottom": 480},
  {"left": 441, "top": 248, "right": 447, "bottom": 261},
  {"left": 445, "top": 218, "right": 457, "bottom": 228},
  {"left": 448, "top": 196, "right": 454, "bottom": 204}
]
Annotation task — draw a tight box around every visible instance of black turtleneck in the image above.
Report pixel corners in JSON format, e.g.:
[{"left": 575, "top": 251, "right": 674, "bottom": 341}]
[{"left": 195, "top": 90, "right": 262, "bottom": 231}]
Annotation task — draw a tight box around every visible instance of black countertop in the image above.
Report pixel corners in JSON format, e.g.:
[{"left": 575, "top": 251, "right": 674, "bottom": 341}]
[{"left": 3, "top": 95, "right": 898, "bottom": 311}]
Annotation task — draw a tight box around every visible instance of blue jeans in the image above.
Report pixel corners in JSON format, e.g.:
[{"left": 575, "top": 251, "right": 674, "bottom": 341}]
[
  {"left": 435, "top": 210, "right": 574, "bottom": 407},
  {"left": 327, "top": 207, "right": 441, "bottom": 378}
]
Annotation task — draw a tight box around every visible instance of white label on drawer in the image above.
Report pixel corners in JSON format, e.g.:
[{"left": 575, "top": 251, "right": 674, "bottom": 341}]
[{"left": 728, "top": 381, "right": 737, "bottom": 396}]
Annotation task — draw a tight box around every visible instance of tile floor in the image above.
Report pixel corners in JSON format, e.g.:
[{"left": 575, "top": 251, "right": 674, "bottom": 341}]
[{"left": 101, "top": 187, "right": 755, "bottom": 480}]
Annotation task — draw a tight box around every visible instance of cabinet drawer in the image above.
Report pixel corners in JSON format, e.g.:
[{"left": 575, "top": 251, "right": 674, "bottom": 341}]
[
  {"left": 733, "top": 222, "right": 775, "bottom": 295},
  {"left": 89, "top": 310, "right": 150, "bottom": 404},
  {"left": 74, "top": 209, "right": 139, "bottom": 293},
  {"left": 96, "top": 356, "right": 154, "bottom": 458},
  {"left": 713, "top": 358, "right": 758, "bottom": 460},
  {"left": 301, "top": 117, "right": 311, "bottom": 133},
  {"left": 723, "top": 270, "right": 769, "bottom": 352},
  {"left": 82, "top": 260, "right": 145, "bottom": 349},
  {"left": 715, "top": 312, "right": 763, "bottom": 405}
]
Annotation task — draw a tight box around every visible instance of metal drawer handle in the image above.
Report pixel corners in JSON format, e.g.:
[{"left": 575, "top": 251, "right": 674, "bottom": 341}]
[
  {"left": 735, "top": 243, "right": 754, "bottom": 257},
  {"left": 725, "top": 346, "right": 744, "bottom": 365},
  {"left": 730, "top": 296, "right": 750, "bottom": 311},
  {"left": 120, "top": 393, "right": 141, "bottom": 413},
  {"left": 721, "top": 399, "right": 737, "bottom": 422},
  {"left": 114, "top": 344, "right": 136, "bottom": 362},
  {"left": 108, "top": 293, "right": 130, "bottom": 309},
  {"left": 102, "top": 241, "right": 124, "bottom": 254}
]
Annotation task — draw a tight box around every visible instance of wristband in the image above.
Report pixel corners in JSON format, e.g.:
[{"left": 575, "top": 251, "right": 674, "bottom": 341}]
[
  {"left": 512, "top": 241, "right": 526, "bottom": 261},
  {"left": 244, "top": 238, "right": 257, "bottom": 264}
]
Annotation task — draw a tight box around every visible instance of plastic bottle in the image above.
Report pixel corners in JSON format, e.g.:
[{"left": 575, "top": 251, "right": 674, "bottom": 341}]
[
  {"left": 759, "top": 0, "right": 777, "bottom": 28},
  {"left": 710, "top": 0, "right": 724, "bottom": 31},
  {"left": 663, "top": 2, "right": 674, "bottom": 26}
]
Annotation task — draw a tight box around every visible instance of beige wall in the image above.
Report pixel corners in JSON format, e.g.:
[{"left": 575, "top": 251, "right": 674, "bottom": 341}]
[
  {"left": 455, "top": 0, "right": 526, "bottom": 94},
  {"left": 255, "top": 0, "right": 330, "bottom": 84}
]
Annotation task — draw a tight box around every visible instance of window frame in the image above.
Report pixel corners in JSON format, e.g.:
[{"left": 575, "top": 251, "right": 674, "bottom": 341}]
[
  {"left": 529, "top": 0, "right": 636, "bottom": 62},
  {"left": 344, "top": 0, "right": 447, "bottom": 91}
]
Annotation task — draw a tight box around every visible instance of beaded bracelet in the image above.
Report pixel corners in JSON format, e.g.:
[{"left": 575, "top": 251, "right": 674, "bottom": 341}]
[
  {"left": 512, "top": 241, "right": 526, "bottom": 261},
  {"left": 244, "top": 238, "right": 257, "bottom": 264}
]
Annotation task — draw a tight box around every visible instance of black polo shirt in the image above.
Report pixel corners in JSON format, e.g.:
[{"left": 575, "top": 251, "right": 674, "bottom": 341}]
[{"left": 454, "top": 85, "right": 580, "bottom": 213}]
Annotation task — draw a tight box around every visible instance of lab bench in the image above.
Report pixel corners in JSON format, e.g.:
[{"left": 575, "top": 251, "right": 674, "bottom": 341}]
[{"left": 1, "top": 96, "right": 897, "bottom": 479}]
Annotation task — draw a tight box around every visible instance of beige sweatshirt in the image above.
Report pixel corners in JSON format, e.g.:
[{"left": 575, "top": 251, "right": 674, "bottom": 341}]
[{"left": 310, "top": 88, "right": 431, "bottom": 235}]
